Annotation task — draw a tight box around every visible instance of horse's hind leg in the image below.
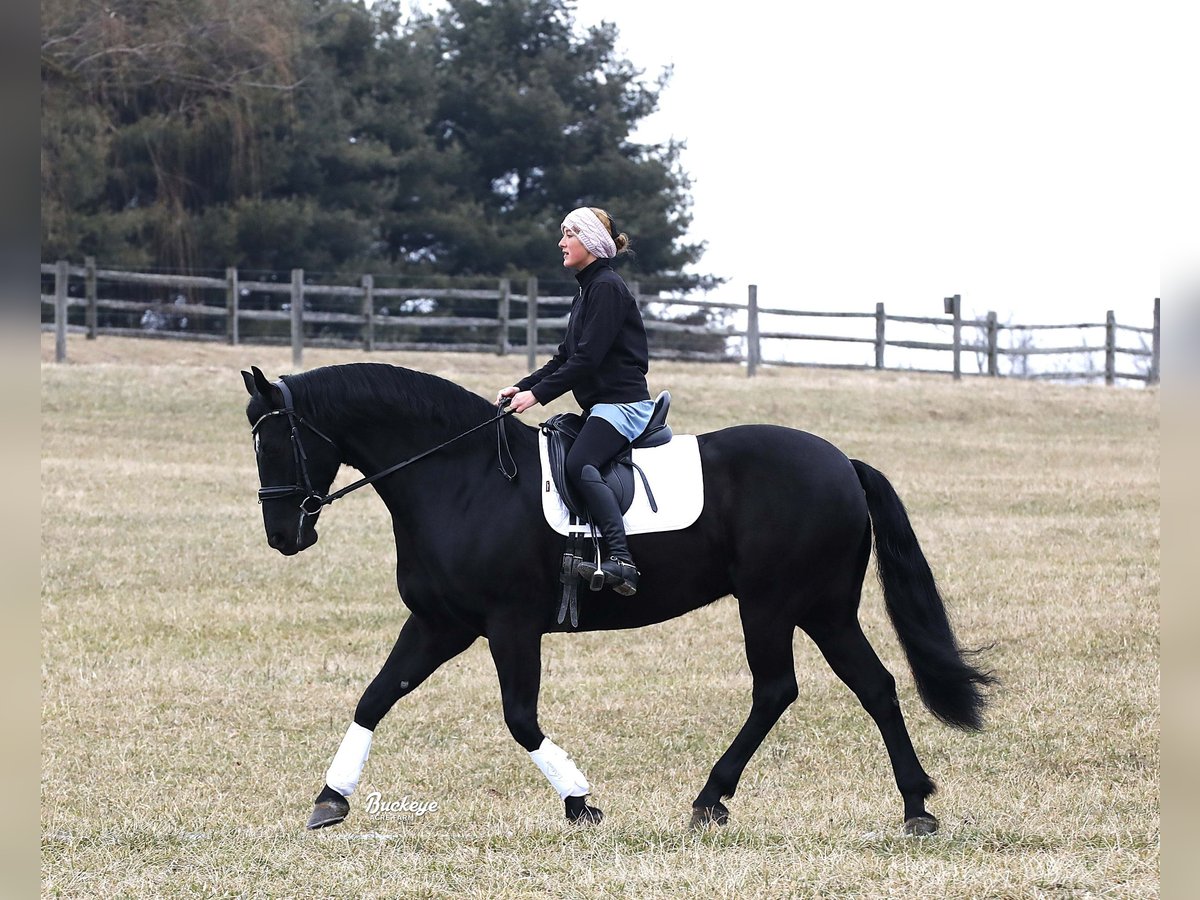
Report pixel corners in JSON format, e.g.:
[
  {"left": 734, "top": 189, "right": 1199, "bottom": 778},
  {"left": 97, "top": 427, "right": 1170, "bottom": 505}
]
[
  {"left": 803, "top": 617, "right": 939, "bottom": 835},
  {"left": 692, "top": 604, "right": 799, "bottom": 828},
  {"left": 307, "top": 612, "right": 476, "bottom": 830}
]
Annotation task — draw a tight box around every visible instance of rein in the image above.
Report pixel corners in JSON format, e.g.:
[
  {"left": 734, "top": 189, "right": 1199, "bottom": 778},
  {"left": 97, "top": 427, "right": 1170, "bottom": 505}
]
[{"left": 252, "top": 378, "right": 517, "bottom": 520}]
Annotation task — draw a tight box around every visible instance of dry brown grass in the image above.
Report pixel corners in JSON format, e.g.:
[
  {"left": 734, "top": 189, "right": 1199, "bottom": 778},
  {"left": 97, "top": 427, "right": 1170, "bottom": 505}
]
[{"left": 42, "top": 334, "right": 1159, "bottom": 898}]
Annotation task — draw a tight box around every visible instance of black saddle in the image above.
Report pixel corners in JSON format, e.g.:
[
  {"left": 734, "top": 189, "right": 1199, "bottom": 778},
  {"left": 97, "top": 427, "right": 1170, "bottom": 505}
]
[{"left": 541, "top": 391, "right": 672, "bottom": 521}]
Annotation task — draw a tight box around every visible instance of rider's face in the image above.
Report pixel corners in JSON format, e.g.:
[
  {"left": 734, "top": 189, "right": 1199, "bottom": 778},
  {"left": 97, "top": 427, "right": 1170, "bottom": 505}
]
[{"left": 559, "top": 227, "right": 596, "bottom": 271}]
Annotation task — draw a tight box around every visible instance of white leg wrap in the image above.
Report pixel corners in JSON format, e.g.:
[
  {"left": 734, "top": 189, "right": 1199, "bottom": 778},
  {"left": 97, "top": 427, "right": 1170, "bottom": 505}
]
[
  {"left": 528, "top": 737, "right": 590, "bottom": 799},
  {"left": 325, "top": 723, "right": 373, "bottom": 797}
]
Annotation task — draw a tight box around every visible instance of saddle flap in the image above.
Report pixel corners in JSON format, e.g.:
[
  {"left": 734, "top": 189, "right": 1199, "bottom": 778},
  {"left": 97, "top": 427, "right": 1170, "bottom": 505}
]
[
  {"left": 540, "top": 392, "right": 676, "bottom": 521},
  {"left": 539, "top": 433, "right": 703, "bottom": 538},
  {"left": 540, "top": 413, "right": 635, "bottom": 519}
]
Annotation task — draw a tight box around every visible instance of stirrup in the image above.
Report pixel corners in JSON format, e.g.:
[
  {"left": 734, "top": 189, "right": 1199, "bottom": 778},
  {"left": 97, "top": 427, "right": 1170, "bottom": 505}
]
[{"left": 574, "top": 557, "right": 608, "bottom": 592}]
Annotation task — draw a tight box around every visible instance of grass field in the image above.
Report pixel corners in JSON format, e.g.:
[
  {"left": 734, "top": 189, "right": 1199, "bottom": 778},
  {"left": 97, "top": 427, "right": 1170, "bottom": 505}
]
[{"left": 41, "top": 335, "right": 1159, "bottom": 898}]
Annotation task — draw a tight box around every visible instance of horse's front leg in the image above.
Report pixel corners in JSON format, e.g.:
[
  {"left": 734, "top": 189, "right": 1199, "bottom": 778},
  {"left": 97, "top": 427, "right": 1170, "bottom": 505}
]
[
  {"left": 487, "top": 615, "right": 603, "bottom": 824},
  {"left": 307, "top": 612, "right": 476, "bottom": 829}
]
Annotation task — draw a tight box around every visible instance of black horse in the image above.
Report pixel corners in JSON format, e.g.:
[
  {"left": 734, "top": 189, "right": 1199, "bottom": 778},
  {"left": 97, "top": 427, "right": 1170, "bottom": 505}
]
[{"left": 242, "top": 362, "right": 993, "bottom": 835}]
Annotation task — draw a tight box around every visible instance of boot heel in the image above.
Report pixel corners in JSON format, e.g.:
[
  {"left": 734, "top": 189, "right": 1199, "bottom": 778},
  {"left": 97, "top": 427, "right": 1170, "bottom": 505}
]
[{"left": 603, "top": 559, "right": 639, "bottom": 596}]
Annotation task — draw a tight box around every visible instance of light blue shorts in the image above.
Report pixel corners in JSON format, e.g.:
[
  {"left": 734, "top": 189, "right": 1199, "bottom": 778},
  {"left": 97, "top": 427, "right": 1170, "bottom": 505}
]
[{"left": 588, "top": 400, "right": 656, "bottom": 443}]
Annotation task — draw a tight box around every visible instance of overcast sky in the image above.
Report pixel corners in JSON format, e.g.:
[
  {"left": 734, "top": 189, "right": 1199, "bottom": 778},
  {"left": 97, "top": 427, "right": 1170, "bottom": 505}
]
[{"left": 568, "top": 0, "right": 1193, "bottom": 330}]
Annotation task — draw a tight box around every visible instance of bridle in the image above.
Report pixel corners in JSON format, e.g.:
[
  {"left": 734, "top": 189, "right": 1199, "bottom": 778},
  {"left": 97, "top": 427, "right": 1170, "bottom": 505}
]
[
  {"left": 250, "top": 378, "right": 340, "bottom": 517},
  {"left": 251, "top": 377, "right": 517, "bottom": 531}
]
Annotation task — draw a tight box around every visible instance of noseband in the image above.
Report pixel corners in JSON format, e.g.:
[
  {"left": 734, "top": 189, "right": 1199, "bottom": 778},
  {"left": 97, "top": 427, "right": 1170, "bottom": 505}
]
[{"left": 251, "top": 378, "right": 517, "bottom": 530}]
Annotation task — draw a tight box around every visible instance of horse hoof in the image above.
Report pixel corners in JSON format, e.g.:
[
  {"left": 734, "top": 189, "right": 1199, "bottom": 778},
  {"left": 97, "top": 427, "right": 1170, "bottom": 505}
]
[
  {"left": 690, "top": 802, "right": 730, "bottom": 830},
  {"left": 306, "top": 794, "right": 350, "bottom": 830},
  {"left": 570, "top": 805, "right": 604, "bottom": 825},
  {"left": 903, "top": 814, "right": 939, "bottom": 836},
  {"left": 565, "top": 795, "right": 604, "bottom": 824}
]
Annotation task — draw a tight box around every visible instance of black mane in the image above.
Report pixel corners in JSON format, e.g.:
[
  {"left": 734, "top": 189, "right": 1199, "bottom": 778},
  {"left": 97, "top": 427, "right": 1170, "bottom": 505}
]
[{"left": 284, "top": 363, "right": 497, "bottom": 433}]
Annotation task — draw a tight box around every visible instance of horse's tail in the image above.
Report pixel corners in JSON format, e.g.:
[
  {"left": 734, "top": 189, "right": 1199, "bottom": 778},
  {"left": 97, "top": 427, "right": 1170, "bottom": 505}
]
[{"left": 851, "top": 459, "right": 996, "bottom": 731}]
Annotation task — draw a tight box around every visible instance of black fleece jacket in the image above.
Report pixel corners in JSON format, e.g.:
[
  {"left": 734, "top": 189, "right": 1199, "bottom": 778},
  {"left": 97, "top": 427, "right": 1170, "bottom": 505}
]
[{"left": 517, "top": 258, "right": 650, "bottom": 410}]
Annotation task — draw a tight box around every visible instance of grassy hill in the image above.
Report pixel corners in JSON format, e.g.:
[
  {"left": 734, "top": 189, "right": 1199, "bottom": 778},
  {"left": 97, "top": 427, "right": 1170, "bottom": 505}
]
[{"left": 41, "top": 335, "right": 1159, "bottom": 898}]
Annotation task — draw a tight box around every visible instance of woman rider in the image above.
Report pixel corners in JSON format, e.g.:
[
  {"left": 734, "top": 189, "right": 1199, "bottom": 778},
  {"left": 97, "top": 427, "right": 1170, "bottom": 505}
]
[{"left": 497, "top": 207, "right": 652, "bottom": 596}]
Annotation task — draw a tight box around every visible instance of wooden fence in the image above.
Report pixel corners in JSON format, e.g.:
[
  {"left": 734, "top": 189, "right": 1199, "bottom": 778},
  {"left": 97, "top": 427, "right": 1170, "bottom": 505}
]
[{"left": 41, "top": 260, "right": 1160, "bottom": 385}]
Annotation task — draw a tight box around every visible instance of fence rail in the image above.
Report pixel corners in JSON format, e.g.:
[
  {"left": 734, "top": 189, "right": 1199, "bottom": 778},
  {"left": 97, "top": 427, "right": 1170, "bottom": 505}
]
[{"left": 41, "top": 260, "right": 1160, "bottom": 385}]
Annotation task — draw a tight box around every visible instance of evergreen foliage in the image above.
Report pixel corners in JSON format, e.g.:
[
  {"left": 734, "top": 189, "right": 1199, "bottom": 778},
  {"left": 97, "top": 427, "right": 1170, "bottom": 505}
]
[{"left": 41, "top": 0, "right": 713, "bottom": 290}]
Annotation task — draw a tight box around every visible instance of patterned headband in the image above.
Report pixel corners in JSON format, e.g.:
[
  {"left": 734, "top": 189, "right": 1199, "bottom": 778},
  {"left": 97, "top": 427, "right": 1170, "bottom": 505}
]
[{"left": 561, "top": 208, "right": 617, "bottom": 259}]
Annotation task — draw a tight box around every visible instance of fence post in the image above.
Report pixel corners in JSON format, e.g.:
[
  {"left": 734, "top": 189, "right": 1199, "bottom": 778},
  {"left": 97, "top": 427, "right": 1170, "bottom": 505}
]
[
  {"left": 986, "top": 311, "right": 998, "bottom": 376},
  {"left": 291, "top": 268, "right": 304, "bottom": 368},
  {"left": 362, "top": 274, "right": 375, "bottom": 352},
  {"left": 496, "top": 278, "right": 510, "bottom": 356},
  {"left": 875, "top": 302, "right": 885, "bottom": 369},
  {"left": 747, "top": 284, "right": 760, "bottom": 377},
  {"left": 1105, "top": 309, "right": 1116, "bottom": 385},
  {"left": 226, "top": 266, "right": 239, "bottom": 345},
  {"left": 526, "top": 276, "right": 538, "bottom": 371},
  {"left": 85, "top": 257, "right": 97, "bottom": 340},
  {"left": 945, "top": 293, "right": 962, "bottom": 380},
  {"left": 1150, "top": 297, "right": 1160, "bottom": 385},
  {"left": 55, "top": 259, "right": 69, "bottom": 363}
]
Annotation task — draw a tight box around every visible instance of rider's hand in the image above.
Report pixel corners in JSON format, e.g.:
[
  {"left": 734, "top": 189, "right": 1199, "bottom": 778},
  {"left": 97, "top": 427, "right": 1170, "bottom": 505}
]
[
  {"left": 509, "top": 390, "right": 539, "bottom": 414},
  {"left": 496, "top": 385, "right": 518, "bottom": 405}
]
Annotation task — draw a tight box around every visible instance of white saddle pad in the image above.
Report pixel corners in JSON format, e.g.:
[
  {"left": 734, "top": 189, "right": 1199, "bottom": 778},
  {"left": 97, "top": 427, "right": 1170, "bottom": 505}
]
[{"left": 538, "top": 433, "right": 704, "bottom": 537}]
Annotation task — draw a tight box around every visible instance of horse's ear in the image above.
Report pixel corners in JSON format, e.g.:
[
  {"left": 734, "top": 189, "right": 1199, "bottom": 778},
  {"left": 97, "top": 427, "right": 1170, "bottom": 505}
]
[
  {"left": 241, "top": 370, "right": 257, "bottom": 397},
  {"left": 249, "top": 366, "right": 285, "bottom": 408}
]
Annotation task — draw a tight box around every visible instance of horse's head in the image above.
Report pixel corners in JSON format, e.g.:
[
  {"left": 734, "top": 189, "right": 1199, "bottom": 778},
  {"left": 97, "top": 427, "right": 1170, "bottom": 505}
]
[{"left": 242, "top": 366, "right": 340, "bottom": 556}]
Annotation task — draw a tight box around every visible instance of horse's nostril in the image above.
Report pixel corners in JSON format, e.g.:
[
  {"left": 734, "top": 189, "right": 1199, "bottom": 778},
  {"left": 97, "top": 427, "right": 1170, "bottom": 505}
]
[{"left": 267, "top": 531, "right": 287, "bottom": 549}]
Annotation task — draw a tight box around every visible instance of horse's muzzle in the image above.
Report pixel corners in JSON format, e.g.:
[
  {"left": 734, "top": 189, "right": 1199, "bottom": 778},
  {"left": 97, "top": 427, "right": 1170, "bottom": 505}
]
[{"left": 267, "top": 527, "right": 318, "bottom": 556}]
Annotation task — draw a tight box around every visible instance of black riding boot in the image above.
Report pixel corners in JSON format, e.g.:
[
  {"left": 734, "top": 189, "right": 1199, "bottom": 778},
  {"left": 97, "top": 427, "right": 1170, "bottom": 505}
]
[{"left": 574, "top": 464, "right": 639, "bottom": 596}]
